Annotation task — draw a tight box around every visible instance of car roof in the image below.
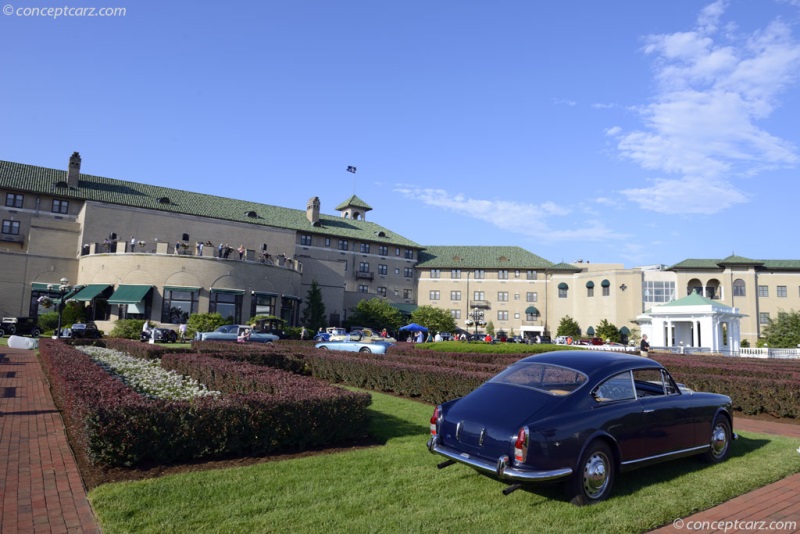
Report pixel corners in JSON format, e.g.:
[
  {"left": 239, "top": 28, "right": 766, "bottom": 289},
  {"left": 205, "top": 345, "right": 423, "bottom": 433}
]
[{"left": 516, "top": 350, "right": 663, "bottom": 379}]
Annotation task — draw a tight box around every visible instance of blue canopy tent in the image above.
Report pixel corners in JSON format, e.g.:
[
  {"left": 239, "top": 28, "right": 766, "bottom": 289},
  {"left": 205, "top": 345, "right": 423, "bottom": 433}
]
[{"left": 399, "top": 323, "right": 428, "bottom": 332}]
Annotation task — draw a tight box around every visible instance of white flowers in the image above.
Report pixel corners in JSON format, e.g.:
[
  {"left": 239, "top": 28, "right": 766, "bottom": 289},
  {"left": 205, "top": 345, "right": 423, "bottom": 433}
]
[{"left": 76, "top": 346, "right": 220, "bottom": 401}]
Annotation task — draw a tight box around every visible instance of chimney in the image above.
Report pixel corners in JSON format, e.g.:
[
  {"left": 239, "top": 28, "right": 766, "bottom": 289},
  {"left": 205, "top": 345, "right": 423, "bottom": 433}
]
[
  {"left": 306, "top": 196, "right": 320, "bottom": 224},
  {"left": 67, "top": 152, "right": 81, "bottom": 188}
]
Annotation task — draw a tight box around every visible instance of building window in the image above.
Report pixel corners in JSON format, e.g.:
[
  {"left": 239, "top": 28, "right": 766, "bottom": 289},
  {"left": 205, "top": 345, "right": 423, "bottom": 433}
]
[
  {"left": 515, "top": 270, "right": 520, "bottom": 278},
  {"left": 403, "top": 289, "right": 412, "bottom": 299},
  {"left": 559, "top": 287, "right": 568, "bottom": 298},
  {"left": 300, "top": 234, "right": 312, "bottom": 246},
  {"left": 377, "top": 286, "right": 387, "bottom": 297},
  {"left": 431, "top": 269, "right": 440, "bottom": 279},
  {"left": 395, "top": 248, "right": 400, "bottom": 256},
  {"left": 759, "top": 312, "right": 770, "bottom": 324},
  {"left": 52, "top": 199, "right": 69, "bottom": 214},
  {"left": 2, "top": 220, "right": 20, "bottom": 235},
  {"left": 252, "top": 294, "right": 276, "bottom": 317},
  {"left": 526, "top": 311, "right": 539, "bottom": 321},
  {"left": 497, "top": 291, "right": 508, "bottom": 302},
  {"left": 526, "top": 292, "right": 537, "bottom": 302},
  {"left": 379, "top": 245, "right": 388, "bottom": 256},
  {"left": 404, "top": 249, "right": 414, "bottom": 259},
  {"left": 5, "top": 193, "right": 23, "bottom": 208},
  {"left": 497, "top": 311, "right": 508, "bottom": 321},
  {"left": 514, "top": 293, "right": 520, "bottom": 300},
  {"left": 208, "top": 292, "right": 242, "bottom": 324},
  {"left": 451, "top": 309, "right": 461, "bottom": 320},
  {"left": 450, "top": 291, "right": 461, "bottom": 301},
  {"left": 395, "top": 268, "right": 400, "bottom": 275},
  {"left": 602, "top": 286, "right": 610, "bottom": 297},
  {"left": 587, "top": 287, "right": 594, "bottom": 297},
  {"left": 474, "top": 270, "right": 485, "bottom": 279},
  {"left": 360, "top": 243, "right": 370, "bottom": 253},
  {"left": 429, "top": 290, "right": 440, "bottom": 300},
  {"left": 733, "top": 279, "right": 746, "bottom": 297},
  {"left": 358, "top": 285, "right": 369, "bottom": 294},
  {"left": 359, "top": 262, "right": 370, "bottom": 273},
  {"left": 378, "top": 264, "right": 388, "bottom": 275},
  {"left": 404, "top": 267, "right": 413, "bottom": 278},
  {"left": 526, "top": 270, "right": 537, "bottom": 280},
  {"left": 498, "top": 270, "right": 509, "bottom": 280},
  {"left": 473, "top": 291, "right": 484, "bottom": 301},
  {"left": 161, "top": 289, "right": 198, "bottom": 324},
  {"left": 338, "top": 240, "right": 348, "bottom": 251},
  {"left": 777, "top": 285, "right": 787, "bottom": 298},
  {"left": 643, "top": 281, "right": 676, "bottom": 303},
  {"left": 451, "top": 269, "right": 461, "bottom": 279},
  {"left": 758, "top": 285, "right": 769, "bottom": 298}
]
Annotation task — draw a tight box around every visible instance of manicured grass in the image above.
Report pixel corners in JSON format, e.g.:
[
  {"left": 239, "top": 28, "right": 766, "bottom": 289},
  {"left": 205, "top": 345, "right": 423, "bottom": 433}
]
[{"left": 89, "top": 391, "right": 800, "bottom": 534}]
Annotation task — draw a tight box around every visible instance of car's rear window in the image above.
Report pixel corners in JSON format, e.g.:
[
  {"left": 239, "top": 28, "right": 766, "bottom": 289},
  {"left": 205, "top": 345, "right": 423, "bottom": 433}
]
[{"left": 489, "top": 362, "right": 588, "bottom": 395}]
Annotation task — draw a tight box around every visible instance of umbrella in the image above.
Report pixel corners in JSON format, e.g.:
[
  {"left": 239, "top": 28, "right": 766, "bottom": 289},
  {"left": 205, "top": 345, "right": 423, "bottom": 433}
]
[{"left": 399, "top": 323, "right": 428, "bottom": 332}]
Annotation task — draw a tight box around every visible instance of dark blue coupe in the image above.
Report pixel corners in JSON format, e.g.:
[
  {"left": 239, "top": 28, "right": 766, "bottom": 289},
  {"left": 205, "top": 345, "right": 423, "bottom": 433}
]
[{"left": 427, "top": 351, "right": 735, "bottom": 505}]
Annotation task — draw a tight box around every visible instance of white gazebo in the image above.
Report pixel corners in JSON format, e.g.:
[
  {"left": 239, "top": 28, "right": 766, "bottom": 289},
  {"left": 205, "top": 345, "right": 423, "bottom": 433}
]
[{"left": 637, "top": 292, "right": 746, "bottom": 354}]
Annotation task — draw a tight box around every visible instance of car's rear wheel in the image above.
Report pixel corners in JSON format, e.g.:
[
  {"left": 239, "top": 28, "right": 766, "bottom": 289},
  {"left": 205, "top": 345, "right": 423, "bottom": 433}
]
[
  {"left": 359, "top": 347, "right": 372, "bottom": 353},
  {"left": 319, "top": 346, "right": 329, "bottom": 350},
  {"left": 702, "top": 416, "right": 731, "bottom": 464},
  {"left": 7, "top": 325, "right": 16, "bottom": 335},
  {"left": 31, "top": 328, "right": 41, "bottom": 338},
  {"left": 567, "top": 440, "right": 615, "bottom": 506}
]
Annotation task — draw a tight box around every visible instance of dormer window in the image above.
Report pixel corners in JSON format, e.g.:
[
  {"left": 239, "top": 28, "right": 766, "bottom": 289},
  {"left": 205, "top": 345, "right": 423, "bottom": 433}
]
[
  {"left": 245, "top": 210, "right": 257, "bottom": 218},
  {"left": 158, "top": 197, "right": 171, "bottom": 204}
]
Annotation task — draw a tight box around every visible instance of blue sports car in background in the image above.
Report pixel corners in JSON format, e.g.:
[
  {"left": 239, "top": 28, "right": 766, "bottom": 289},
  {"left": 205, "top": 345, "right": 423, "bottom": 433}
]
[
  {"left": 315, "top": 333, "right": 392, "bottom": 353},
  {"left": 427, "top": 351, "right": 734, "bottom": 505},
  {"left": 195, "top": 324, "right": 279, "bottom": 343}
]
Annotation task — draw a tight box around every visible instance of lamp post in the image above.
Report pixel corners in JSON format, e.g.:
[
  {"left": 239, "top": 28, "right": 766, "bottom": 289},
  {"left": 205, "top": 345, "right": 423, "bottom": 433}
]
[
  {"left": 465, "top": 307, "right": 485, "bottom": 338},
  {"left": 48, "top": 277, "right": 70, "bottom": 339}
]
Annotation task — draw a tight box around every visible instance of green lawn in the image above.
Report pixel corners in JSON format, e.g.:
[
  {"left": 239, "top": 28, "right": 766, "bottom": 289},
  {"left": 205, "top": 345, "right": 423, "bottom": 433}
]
[{"left": 89, "top": 390, "right": 800, "bottom": 534}]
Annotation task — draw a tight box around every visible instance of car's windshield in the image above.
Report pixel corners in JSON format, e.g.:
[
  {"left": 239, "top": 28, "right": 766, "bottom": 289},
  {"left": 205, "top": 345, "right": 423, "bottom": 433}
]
[{"left": 489, "top": 362, "right": 588, "bottom": 395}]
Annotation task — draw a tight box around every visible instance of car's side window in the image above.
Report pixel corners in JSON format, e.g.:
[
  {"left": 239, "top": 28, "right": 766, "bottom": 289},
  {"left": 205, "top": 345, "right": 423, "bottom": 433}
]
[
  {"left": 593, "top": 371, "right": 635, "bottom": 402},
  {"left": 633, "top": 369, "right": 666, "bottom": 398}
]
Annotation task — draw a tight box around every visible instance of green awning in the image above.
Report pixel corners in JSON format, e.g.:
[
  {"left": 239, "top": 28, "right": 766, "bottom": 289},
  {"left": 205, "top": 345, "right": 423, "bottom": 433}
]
[
  {"left": 107, "top": 285, "right": 152, "bottom": 304},
  {"left": 525, "top": 306, "right": 539, "bottom": 315},
  {"left": 558, "top": 282, "right": 569, "bottom": 290},
  {"left": 620, "top": 326, "right": 630, "bottom": 335},
  {"left": 586, "top": 326, "right": 595, "bottom": 335},
  {"left": 210, "top": 288, "right": 244, "bottom": 295},
  {"left": 164, "top": 286, "right": 201, "bottom": 292},
  {"left": 252, "top": 291, "right": 278, "bottom": 297},
  {"left": 32, "top": 282, "right": 56, "bottom": 291},
  {"left": 585, "top": 281, "right": 595, "bottom": 288},
  {"left": 601, "top": 279, "right": 611, "bottom": 287},
  {"left": 71, "top": 284, "right": 113, "bottom": 302}
]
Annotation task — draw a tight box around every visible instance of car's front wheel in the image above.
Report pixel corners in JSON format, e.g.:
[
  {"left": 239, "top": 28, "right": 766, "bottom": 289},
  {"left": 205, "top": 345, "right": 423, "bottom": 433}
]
[
  {"left": 7, "top": 325, "right": 16, "bottom": 335},
  {"left": 567, "top": 440, "right": 615, "bottom": 506},
  {"left": 31, "top": 328, "right": 41, "bottom": 338},
  {"left": 359, "top": 347, "right": 372, "bottom": 353},
  {"left": 702, "top": 416, "right": 732, "bottom": 464}
]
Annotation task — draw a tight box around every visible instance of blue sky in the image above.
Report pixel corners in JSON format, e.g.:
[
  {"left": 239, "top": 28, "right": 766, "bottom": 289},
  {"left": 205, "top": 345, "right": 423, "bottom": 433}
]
[{"left": 2, "top": 0, "right": 800, "bottom": 267}]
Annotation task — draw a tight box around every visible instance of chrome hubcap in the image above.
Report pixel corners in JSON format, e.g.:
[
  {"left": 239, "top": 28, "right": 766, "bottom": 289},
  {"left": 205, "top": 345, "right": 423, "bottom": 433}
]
[
  {"left": 711, "top": 424, "right": 729, "bottom": 457},
  {"left": 583, "top": 451, "right": 610, "bottom": 498}
]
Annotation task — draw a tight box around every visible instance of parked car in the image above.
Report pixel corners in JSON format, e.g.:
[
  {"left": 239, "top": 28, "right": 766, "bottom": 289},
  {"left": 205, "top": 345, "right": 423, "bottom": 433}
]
[
  {"left": 315, "top": 333, "right": 393, "bottom": 354},
  {"left": 195, "top": 324, "right": 279, "bottom": 343},
  {"left": 0, "top": 317, "right": 42, "bottom": 338},
  {"left": 69, "top": 322, "right": 103, "bottom": 339},
  {"left": 330, "top": 327, "right": 396, "bottom": 343},
  {"left": 427, "top": 351, "right": 735, "bottom": 505},
  {"left": 141, "top": 327, "right": 178, "bottom": 343}
]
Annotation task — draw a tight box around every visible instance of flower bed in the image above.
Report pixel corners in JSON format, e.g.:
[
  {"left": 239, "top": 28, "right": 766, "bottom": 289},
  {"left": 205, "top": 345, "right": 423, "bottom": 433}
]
[{"left": 38, "top": 340, "right": 371, "bottom": 467}]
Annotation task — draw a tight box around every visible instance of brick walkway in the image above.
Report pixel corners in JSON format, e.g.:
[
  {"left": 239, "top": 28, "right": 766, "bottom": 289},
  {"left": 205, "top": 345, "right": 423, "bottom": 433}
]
[{"left": 0, "top": 345, "right": 798, "bottom": 534}]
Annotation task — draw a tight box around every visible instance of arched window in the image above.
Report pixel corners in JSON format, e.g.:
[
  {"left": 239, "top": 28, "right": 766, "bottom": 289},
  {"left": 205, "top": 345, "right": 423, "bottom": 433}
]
[{"left": 733, "top": 279, "right": 746, "bottom": 297}]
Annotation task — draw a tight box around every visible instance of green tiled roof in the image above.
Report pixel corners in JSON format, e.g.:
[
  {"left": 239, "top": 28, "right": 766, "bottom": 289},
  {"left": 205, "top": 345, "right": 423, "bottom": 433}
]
[
  {"left": 335, "top": 195, "right": 373, "bottom": 211},
  {"left": 669, "top": 257, "right": 800, "bottom": 271},
  {"left": 416, "top": 246, "right": 554, "bottom": 269},
  {"left": 548, "top": 262, "right": 582, "bottom": 273},
  {"left": 662, "top": 292, "right": 720, "bottom": 307},
  {"left": 0, "top": 160, "right": 419, "bottom": 248}
]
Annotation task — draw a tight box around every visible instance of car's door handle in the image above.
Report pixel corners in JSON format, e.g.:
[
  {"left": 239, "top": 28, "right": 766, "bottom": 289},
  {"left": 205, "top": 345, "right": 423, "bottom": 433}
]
[{"left": 643, "top": 409, "right": 655, "bottom": 413}]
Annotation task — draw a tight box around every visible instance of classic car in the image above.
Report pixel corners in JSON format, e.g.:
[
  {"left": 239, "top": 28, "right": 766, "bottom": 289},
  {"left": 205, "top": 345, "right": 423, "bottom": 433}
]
[
  {"left": 315, "top": 333, "right": 393, "bottom": 353},
  {"left": 314, "top": 327, "right": 346, "bottom": 342},
  {"left": 194, "top": 324, "right": 279, "bottom": 343},
  {"left": 69, "top": 322, "right": 103, "bottom": 339},
  {"left": 329, "top": 327, "right": 396, "bottom": 343},
  {"left": 427, "top": 351, "right": 735, "bottom": 505},
  {"left": 141, "top": 327, "right": 178, "bottom": 343},
  {"left": 0, "top": 317, "right": 42, "bottom": 338}
]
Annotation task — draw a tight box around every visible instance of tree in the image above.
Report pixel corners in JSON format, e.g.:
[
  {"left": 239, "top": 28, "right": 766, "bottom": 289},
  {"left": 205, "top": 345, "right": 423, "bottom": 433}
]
[
  {"left": 347, "top": 298, "right": 403, "bottom": 333},
  {"left": 556, "top": 316, "right": 581, "bottom": 338},
  {"left": 485, "top": 320, "right": 496, "bottom": 337},
  {"left": 410, "top": 305, "right": 456, "bottom": 335},
  {"left": 595, "top": 319, "right": 621, "bottom": 343},
  {"left": 301, "top": 280, "right": 327, "bottom": 333},
  {"left": 186, "top": 313, "right": 229, "bottom": 338},
  {"left": 761, "top": 310, "right": 800, "bottom": 348}
]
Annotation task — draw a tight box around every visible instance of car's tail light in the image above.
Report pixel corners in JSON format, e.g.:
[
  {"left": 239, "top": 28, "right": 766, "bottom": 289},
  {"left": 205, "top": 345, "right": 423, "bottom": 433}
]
[
  {"left": 430, "top": 406, "right": 441, "bottom": 436},
  {"left": 514, "top": 427, "right": 529, "bottom": 463}
]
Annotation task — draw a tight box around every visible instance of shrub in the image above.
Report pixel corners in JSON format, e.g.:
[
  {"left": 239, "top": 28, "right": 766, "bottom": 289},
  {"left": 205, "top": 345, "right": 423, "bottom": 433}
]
[{"left": 109, "top": 319, "right": 148, "bottom": 339}]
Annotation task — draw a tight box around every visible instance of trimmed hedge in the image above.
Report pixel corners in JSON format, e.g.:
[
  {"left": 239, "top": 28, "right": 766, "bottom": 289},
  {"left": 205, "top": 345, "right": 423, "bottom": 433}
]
[{"left": 38, "top": 340, "right": 371, "bottom": 467}]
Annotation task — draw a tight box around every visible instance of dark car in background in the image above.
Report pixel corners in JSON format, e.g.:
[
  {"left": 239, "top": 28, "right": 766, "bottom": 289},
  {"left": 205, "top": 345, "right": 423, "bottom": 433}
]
[
  {"left": 427, "top": 351, "right": 734, "bottom": 505},
  {"left": 0, "top": 317, "right": 42, "bottom": 338},
  {"left": 141, "top": 327, "right": 178, "bottom": 343},
  {"left": 69, "top": 322, "right": 103, "bottom": 339}
]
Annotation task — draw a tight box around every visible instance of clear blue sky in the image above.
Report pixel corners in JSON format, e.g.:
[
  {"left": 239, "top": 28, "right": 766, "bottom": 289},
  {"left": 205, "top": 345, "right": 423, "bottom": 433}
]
[{"left": 2, "top": 0, "right": 799, "bottom": 267}]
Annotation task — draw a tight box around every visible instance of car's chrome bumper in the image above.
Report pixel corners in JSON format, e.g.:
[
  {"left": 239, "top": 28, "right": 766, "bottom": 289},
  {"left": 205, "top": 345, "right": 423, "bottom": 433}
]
[{"left": 427, "top": 437, "right": 572, "bottom": 482}]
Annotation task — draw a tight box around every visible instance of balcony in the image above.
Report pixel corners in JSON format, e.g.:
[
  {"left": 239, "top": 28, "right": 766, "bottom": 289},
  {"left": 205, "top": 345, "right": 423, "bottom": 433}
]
[
  {"left": 356, "top": 271, "right": 374, "bottom": 280},
  {"left": 469, "top": 300, "right": 490, "bottom": 309}
]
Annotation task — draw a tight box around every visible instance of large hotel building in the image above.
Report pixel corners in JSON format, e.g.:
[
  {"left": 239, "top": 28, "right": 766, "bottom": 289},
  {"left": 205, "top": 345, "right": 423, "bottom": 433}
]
[{"left": 2, "top": 153, "right": 797, "bottom": 348}]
